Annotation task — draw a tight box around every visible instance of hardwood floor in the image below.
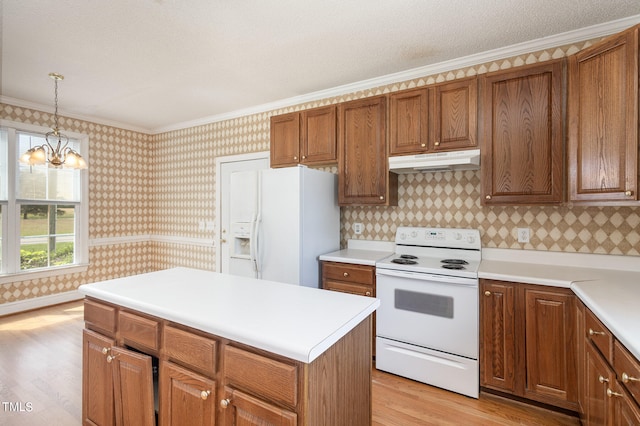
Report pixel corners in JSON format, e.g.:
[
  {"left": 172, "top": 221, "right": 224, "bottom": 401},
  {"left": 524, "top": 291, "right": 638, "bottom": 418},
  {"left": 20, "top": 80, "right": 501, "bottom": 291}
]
[{"left": 0, "top": 301, "right": 580, "bottom": 425}]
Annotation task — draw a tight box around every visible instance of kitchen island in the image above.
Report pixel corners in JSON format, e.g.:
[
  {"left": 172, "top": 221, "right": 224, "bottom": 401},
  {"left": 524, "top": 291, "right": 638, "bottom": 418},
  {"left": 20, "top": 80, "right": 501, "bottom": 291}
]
[{"left": 79, "top": 267, "right": 379, "bottom": 425}]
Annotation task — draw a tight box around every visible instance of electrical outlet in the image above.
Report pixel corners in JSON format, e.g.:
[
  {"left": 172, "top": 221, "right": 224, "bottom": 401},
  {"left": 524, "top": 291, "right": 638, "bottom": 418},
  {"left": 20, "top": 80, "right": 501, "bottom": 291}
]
[
  {"left": 353, "top": 223, "right": 364, "bottom": 235},
  {"left": 517, "top": 228, "right": 530, "bottom": 243}
]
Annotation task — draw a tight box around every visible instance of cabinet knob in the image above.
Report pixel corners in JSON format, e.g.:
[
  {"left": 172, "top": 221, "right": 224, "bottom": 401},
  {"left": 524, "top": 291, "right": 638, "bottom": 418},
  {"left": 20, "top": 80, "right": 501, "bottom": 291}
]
[
  {"left": 365, "top": 291, "right": 371, "bottom": 296},
  {"left": 379, "top": 196, "right": 384, "bottom": 200},
  {"left": 484, "top": 291, "right": 491, "bottom": 296},
  {"left": 625, "top": 190, "right": 633, "bottom": 196},
  {"left": 485, "top": 195, "right": 492, "bottom": 200},
  {"left": 302, "top": 155, "right": 306, "bottom": 159},
  {"left": 293, "top": 156, "right": 298, "bottom": 160},
  {"left": 200, "top": 390, "right": 211, "bottom": 400},
  {"left": 101, "top": 347, "right": 110, "bottom": 355},
  {"left": 106, "top": 354, "right": 118, "bottom": 363},
  {"left": 343, "top": 272, "right": 349, "bottom": 277},
  {"left": 606, "top": 388, "right": 623, "bottom": 398},
  {"left": 434, "top": 141, "right": 440, "bottom": 146},
  {"left": 421, "top": 143, "right": 426, "bottom": 148},
  {"left": 220, "top": 398, "right": 231, "bottom": 408},
  {"left": 598, "top": 375, "right": 609, "bottom": 384},
  {"left": 622, "top": 372, "right": 640, "bottom": 383},
  {"left": 589, "top": 328, "right": 605, "bottom": 337}
]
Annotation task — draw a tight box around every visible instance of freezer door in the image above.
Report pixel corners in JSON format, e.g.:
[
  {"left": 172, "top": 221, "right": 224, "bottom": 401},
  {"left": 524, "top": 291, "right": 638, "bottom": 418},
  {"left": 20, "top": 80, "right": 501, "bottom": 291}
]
[{"left": 229, "top": 171, "right": 258, "bottom": 223}]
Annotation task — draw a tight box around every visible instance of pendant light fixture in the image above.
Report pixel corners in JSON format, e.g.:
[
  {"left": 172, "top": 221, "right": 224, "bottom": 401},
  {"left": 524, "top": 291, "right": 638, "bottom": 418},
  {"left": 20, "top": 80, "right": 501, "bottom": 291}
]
[{"left": 19, "top": 73, "right": 87, "bottom": 169}]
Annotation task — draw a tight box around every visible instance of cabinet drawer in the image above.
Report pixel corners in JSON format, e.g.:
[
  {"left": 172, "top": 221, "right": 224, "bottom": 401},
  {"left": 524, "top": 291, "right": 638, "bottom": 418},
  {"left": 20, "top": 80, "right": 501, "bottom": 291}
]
[
  {"left": 84, "top": 299, "right": 117, "bottom": 334},
  {"left": 614, "top": 340, "right": 640, "bottom": 406},
  {"left": 224, "top": 345, "right": 298, "bottom": 408},
  {"left": 324, "top": 279, "right": 374, "bottom": 297},
  {"left": 585, "top": 309, "right": 613, "bottom": 362},
  {"left": 119, "top": 311, "right": 160, "bottom": 353},
  {"left": 322, "top": 262, "right": 374, "bottom": 285},
  {"left": 164, "top": 325, "right": 218, "bottom": 377}
]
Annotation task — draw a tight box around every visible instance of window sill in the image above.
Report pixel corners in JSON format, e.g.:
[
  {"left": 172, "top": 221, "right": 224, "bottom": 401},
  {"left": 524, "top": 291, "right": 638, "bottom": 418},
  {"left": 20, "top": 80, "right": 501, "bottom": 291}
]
[{"left": 0, "top": 263, "right": 89, "bottom": 285}]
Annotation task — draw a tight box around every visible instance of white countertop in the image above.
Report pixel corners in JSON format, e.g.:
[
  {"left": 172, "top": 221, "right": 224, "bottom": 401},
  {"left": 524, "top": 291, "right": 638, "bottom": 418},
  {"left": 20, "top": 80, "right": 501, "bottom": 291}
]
[
  {"left": 319, "top": 239, "right": 394, "bottom": 265},
  {"left": 478, "top": 248, "right": 640, "bottom": 361},
  {"left": 79, "top": 267, "right": 379, "bottom": 363}
]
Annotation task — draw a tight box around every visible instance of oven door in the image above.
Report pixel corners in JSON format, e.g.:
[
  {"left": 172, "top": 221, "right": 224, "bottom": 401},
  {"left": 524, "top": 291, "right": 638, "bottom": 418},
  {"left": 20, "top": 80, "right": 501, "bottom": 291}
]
[{"left": 376, "top": 268, "right": 478, "bottom": 359}]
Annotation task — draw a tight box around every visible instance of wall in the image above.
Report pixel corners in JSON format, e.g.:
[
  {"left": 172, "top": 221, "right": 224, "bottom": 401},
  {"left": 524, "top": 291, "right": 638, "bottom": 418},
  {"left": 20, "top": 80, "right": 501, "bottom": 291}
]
[{"left": 0, "top": 103, "right": 153, "bottom": 304}]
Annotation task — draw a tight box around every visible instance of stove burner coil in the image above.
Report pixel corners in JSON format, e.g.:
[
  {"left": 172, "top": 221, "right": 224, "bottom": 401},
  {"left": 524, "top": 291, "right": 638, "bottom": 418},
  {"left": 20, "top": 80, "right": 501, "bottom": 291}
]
[
  {"left": 441, "top": 259, "right": 469, "bottom": 265},
  {"left": 391, "top": 258, "right": 418, "bottom": 265},
  {"left": 400, "top": 254, "right": 418, "bottom": 260},
  {"left": 442, "top": 264, "right": 465, "bottom": 270}
]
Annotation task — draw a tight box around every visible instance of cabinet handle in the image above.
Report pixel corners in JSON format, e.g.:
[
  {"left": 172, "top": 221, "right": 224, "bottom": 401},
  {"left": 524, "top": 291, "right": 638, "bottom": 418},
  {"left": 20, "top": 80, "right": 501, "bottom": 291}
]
[
  {"left": 365, "top": 291, "right": 371, "bottom": 296},
  {"left": 625, "top": 190, "right": 633, "bottom": 196},
  {"left": 589, "top": 328, "right": 605, "bottom": 337},
  {"left": 101, "top": 347, "right": 111, "bottom": 355},
  {"left": 622, "top": 373, "right": 640, "bottom": 383},
  {"left": 220, "top": 398, "right": 231, "bottom": 408},
  {"left": 484, "top": 291, "right": 491, "bottom": 296},
  {"left": 106, "top": 354, "right": 118, "bottom": 363},
  {"left": 598, "top": 375, "right": 609, "bottom": 384},
  {"left": 607, "top": 388, "right": 623, "bottom": 398},
  {"left": 485, "top": 195, "right": 492, "bottom": 200},
  {"left": 200, "top": 390, "right": 211, "bottom": 400},
  {"left": 434, "top": 141, "right": 440, "bottom": 146},
  {"left": 343, "top": 272, "right": 349, "bottom": 277}
]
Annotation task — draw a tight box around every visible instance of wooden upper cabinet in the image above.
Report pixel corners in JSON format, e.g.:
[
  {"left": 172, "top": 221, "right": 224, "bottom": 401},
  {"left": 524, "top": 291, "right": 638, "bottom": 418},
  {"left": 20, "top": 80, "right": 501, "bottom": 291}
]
[
  {"left": 270, "top": 106, "right": 337, "bottom": 168},
  {"left": 338, "top": 96, "right": 398, "bottom": 206},
  {"left": 433, "top": 78, "right": 478, "bottom": 151},
  {"left": 301, "top": 106, "right": 337, "bottom": 165},
  {"left": 389, "top": 78, "right": 477, "bottom": 156},
  {"left": 389, "top": 88, "right": 430, "bottom": 155},
  {"left": 480, "top": 60, "right": 564, "bottom": 205},
  {"left": 568, "top": 25, "right": 639, "bottom": 203},
  {"left": 270, "top": 112, "right": 301, "bottom": 168}
]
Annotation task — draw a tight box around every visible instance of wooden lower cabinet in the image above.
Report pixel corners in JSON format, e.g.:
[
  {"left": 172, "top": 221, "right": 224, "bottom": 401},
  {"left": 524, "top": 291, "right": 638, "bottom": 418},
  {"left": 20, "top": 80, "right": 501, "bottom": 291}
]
[
  {"left": 83, "top": 297, "right": 372, "bottom": 425},
  {"left": 480, "top": 280, "right": 578, "bottom": 411},
  {"left": 579, "top": 301, "right": 640, "bottom": 425}
]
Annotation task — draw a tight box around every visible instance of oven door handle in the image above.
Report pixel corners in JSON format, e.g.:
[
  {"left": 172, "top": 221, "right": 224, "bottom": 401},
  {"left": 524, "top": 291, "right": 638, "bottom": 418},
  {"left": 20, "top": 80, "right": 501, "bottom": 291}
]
[{"left": 376, "top": 268, "right": 478, "bottom": 286}]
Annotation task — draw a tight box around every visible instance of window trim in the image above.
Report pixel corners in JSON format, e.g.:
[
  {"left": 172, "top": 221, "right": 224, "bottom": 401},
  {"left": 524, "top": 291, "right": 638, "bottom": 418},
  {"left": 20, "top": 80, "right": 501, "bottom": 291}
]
[{"left": 0, "top": 120, "right": 89, "bottom": 279}]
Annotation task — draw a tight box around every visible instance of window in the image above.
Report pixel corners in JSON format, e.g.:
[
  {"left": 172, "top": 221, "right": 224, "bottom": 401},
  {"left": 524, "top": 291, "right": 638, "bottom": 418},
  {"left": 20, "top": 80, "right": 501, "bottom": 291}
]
[{"left": 0, "top": 122, "right": 88, "bottom": 279}]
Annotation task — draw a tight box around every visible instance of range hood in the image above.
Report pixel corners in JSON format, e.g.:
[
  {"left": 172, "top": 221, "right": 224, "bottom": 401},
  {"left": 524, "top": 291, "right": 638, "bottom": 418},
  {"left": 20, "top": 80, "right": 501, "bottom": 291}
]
[{"left": 388, "top": 149, "right": 480, "bottom": 173}]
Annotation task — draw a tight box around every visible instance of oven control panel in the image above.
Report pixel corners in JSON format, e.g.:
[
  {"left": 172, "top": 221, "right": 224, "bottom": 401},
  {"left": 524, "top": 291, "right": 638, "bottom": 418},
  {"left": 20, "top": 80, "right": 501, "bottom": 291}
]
[{"left": 396, "top": 227, "right": 481, "bottom": 250}]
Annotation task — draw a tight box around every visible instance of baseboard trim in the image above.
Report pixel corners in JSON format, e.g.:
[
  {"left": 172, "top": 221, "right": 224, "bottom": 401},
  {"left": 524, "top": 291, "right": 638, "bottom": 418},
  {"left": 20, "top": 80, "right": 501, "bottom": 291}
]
[{"left": 0, "top": 290, "right": 83, "bottom": 317}]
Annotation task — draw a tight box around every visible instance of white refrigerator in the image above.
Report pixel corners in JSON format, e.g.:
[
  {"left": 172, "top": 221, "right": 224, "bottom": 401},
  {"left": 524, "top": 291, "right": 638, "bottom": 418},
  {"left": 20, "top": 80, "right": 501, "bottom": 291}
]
[{"left": 227, "top": 165, "right": 340, "bottom": 288}]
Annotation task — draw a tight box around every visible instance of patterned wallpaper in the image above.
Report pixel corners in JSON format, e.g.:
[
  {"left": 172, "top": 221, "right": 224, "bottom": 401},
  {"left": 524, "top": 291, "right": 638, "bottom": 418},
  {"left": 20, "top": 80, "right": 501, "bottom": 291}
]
[{"left": 2, "top": 34, "right": 639, "bottom": 306}]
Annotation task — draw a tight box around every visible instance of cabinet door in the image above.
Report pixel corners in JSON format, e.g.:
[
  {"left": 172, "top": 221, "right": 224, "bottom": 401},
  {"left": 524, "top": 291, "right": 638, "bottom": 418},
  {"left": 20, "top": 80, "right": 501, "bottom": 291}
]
[
  {"left": 270, "top": 112, "right": 300, "bottom": 168},
  {"left": 301, "top": 106, "right": 337, "bottom": 165},
  {"left": 160, "top": 361, "right": 216, "bottom": 426},
  {"left": 568, "top": 27, "right": 639, "bottom": 203},
  {"left": 220, "top": 386, "right": 297, "bottom": 426},
  {"left": 611, "top": 381, "right": 640, "bottom": 425},
  {"left": 523, "top": 288, "right": 578, "bottom": 410},
  {"left": 585, "top": 342, "right": 614, "bottom": 426},
  {"left": 389, "top": 88, "right": 430, "bottom": 155},
  {"left": 481, "top": 60, "right": 564, "bottom": 205},
  {"left": 338, "top": 96, "right": 398, "bottom": 205},
  {"left": 433, "top": 78, "right": 478, "bottom": 151},
  {"left": 480, "top": 280, "right": 517, "bottom": 393},
  {"left": 82, "top": 329, "right": 115, "bottom": 426},
  {"left": 111, "top": 346, "right": 155, "bottom": 426}
]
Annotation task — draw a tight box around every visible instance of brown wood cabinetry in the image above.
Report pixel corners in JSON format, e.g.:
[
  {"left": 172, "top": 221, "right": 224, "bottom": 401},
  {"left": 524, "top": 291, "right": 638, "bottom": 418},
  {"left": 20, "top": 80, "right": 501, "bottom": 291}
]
[
  {"left": 338, "top": 96, "right": 398, "bottom": 205},
  {"left": 83, "top": 297, "right": 372, "bottom": 425},
  {"left": 270, "top": 106, "right": 337, "bottom": 168},
  {"left": 389, "top": 79, "right": 478, "bottom": 156},
  {"left": 480, "top": 280, "right": 578, "bottom": 411},
  {"left": 568, "top": 25, "right": 639, "bottom": 204},
  {"left": 579, "top": 302, "right": 640, "bottom": 425},
  {"left": 322, "top": 261, "right": 376, "bottom": 356},
  {"left": 480, "top": 60, "right": 564, "bottom": 205}
]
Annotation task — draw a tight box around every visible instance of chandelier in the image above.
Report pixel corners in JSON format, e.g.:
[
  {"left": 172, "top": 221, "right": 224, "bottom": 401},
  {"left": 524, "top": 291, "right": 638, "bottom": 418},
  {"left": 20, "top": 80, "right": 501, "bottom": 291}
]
[{"left": 19, "top": 73, "right": 87, "bottom": 169}]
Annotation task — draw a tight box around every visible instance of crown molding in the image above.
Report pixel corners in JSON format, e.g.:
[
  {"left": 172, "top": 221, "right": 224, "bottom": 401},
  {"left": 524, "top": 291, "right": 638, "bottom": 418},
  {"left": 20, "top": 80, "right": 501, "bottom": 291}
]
[
  {"left": 154, "top": 13, "right": 640, "bottom": 134},
  {"left": 0, "top": 95, "right": 152, "bottom": 134}
]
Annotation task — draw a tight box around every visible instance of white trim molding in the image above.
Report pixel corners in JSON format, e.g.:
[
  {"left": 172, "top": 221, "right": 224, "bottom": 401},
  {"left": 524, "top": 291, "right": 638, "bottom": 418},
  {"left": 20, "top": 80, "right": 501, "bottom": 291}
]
[{"left": 0, "top": 290, "right": 83, "bottom": 317}]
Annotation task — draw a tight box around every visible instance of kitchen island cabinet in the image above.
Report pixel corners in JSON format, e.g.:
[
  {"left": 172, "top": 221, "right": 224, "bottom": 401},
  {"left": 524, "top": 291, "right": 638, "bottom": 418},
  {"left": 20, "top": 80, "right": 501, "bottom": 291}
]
[{"left": 79, "top": 267, "right": 378, "bottom": 426}]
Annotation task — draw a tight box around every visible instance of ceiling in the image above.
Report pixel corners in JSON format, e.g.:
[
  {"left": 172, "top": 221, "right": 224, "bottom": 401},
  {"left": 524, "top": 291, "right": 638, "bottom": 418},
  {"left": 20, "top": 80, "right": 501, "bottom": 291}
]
[{"left": 2, "top": 1, "right": 640, "bottom": 133}]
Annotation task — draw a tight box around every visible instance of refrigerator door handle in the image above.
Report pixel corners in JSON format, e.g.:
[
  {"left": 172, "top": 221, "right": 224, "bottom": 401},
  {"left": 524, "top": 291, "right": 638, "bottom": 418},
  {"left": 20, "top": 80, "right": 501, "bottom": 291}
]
[{"left": 252, "top": 216, "right": 262, "bottom": 278}]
